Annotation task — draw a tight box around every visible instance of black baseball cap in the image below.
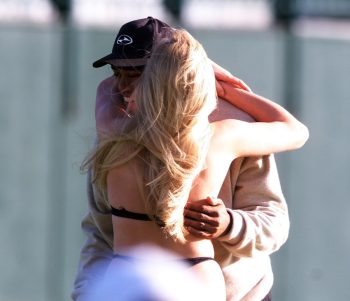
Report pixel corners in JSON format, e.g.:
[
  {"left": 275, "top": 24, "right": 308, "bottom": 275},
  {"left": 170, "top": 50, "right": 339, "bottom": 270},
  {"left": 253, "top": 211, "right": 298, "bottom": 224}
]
[{"left": 93, "top": 16, "right": 172, "bottom": 68}]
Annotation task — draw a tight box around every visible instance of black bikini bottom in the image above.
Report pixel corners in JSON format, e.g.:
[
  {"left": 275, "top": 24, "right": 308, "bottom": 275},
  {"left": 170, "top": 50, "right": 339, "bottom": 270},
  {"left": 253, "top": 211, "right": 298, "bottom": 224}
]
[{"left": 113, "top": 253, "right": 215, "bottom": 267}]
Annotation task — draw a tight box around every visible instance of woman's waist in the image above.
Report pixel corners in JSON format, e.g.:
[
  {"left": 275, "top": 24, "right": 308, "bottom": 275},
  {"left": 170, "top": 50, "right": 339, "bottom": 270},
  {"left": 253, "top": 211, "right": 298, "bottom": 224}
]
[
  {"left": 165, "top": 239, "right": 215, "bottom": 258},
  {"left": 113, "top": 226, "right": 215, "bottom": 258}
]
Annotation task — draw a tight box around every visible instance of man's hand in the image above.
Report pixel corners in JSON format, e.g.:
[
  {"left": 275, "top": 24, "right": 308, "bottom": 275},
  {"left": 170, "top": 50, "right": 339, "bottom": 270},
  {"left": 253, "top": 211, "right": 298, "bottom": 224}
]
[{"left": 184, "top": 197, "right": 232, "bottom": 239}]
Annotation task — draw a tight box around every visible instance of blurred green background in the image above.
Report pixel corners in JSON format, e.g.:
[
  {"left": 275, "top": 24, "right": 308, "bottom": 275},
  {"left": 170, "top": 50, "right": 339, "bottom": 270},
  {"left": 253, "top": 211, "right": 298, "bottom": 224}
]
[{"left": 1, "top": 0, "right": 349, "bottom": 300}]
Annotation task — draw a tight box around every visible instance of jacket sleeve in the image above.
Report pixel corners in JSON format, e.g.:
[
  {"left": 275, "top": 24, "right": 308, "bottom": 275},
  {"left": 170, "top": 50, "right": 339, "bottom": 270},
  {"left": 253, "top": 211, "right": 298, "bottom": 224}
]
[
  {"left": 218, "top": 154, "right": 290, "bottom": 258},
  {"left": 72, "top": 77, "right": 121, "bottom": 300},
  {"left": 71, "top": 171, "right": 114, "bottom": 301}
]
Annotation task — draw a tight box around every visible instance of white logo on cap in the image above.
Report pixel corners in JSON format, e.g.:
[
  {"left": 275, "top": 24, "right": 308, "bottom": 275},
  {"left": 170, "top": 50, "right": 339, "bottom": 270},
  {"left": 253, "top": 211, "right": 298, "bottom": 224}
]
[{"left": 117, "top": 35, "right": 133, "bottom": 45}]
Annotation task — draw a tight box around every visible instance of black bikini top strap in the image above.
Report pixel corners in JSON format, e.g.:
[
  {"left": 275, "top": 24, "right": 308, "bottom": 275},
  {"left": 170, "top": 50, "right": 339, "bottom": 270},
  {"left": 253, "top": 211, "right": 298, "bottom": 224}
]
[
  {"left": 110, "top": 206, "right": 165, "bottom": 227},
  {"left": 182, "top": 257, "right": 215, "bottom": 266},
  {"left": 110, "top": 206, "right": 152, "bottom": 221}
]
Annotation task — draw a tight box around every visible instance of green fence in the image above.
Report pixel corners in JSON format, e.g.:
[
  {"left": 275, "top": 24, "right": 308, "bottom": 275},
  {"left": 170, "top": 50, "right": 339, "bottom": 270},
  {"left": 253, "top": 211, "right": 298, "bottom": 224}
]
[{"left": 1, "top": 22, "right": 350, "bottom": 301}]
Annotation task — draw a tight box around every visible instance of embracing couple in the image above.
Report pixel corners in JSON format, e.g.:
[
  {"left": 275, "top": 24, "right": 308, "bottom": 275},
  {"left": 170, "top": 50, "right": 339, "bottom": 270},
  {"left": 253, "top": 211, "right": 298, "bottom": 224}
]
[{"left": 72, "top": 17, "right": 308, "bottom": 301}]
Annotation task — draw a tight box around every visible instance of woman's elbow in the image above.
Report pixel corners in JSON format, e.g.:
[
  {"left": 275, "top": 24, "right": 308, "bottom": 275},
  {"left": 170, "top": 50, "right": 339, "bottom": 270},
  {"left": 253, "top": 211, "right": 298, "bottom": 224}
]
[{"left": 294, "top": 123, "right": 309, "bottom": 149}]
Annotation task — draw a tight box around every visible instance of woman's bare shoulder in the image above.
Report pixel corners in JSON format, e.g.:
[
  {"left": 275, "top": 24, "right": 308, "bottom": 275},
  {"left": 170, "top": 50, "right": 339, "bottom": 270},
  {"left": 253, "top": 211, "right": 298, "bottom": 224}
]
[
  {"left": 209, "top": 119, "right": 243, "bottom": 160},
  {"left": 209, "top": 98, "right": 255, "bottom": 123}
]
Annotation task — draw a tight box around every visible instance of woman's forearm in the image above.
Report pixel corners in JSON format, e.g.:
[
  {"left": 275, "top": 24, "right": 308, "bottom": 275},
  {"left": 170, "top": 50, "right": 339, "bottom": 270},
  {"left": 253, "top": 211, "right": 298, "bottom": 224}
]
[
  {"left": 219, "top": 81, "right": 309, "bottom": 150},
  {"left": 219, "top": 81, "right": 295, "bottom": 122}
]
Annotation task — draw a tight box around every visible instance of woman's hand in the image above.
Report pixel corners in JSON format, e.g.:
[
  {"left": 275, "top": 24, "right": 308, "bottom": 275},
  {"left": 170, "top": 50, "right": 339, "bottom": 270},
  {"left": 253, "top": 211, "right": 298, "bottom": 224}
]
[
  {"left": 211, "top": 60, "right": 252, "bottom": 98},
  {"left": 184, "top": 197, "right": 232, "bottom": 239}
]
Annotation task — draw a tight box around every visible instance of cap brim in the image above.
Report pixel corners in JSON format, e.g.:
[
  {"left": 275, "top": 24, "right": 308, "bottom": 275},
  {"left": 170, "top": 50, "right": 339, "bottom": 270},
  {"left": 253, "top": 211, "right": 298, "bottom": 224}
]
[
  {"left": 93, "top": 54, "right": 148, "bottom": 68},
  {"left": 92, "top": 53, "right": 115, "bottom": 68}
]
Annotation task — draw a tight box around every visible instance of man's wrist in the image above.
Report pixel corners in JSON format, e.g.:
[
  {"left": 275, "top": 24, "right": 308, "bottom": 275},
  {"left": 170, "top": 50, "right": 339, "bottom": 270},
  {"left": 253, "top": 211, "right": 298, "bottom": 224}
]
[{"left": 219, "top": 210, "right": 233, "bottom": 237}]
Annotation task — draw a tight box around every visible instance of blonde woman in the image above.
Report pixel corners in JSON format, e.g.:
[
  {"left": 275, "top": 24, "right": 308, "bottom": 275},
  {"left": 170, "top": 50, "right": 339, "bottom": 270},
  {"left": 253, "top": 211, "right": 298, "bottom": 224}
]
[{"left": 83, "top": 29, "right": 308, "bottom": 300}]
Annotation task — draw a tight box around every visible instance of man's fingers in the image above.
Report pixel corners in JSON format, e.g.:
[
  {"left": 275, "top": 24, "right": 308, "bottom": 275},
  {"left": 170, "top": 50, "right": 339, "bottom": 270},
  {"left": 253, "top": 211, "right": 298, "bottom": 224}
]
[
  {"left": 185, "top": 222, "right": 216, "bottom": 238},
  {"left": 184, "top": 209, "right": 211, "bottom": 223},
  {"left": 184, "top": 213, "right": 218, "bottom": 230},
  {"left": 185, "top": 203, "right": 211, "bottom": 214},
  {"left": 184, "top": 207, "right": 219, "bottom": 223},
  {"left": 187, "top": 227, "right": 212, "bottom": 239}
]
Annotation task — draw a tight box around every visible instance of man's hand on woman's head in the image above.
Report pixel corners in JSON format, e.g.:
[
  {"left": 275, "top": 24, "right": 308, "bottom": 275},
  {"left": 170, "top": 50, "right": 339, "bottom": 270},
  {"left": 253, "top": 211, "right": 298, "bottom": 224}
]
[{"left": 184, "top": 197, "right": 232, "bottom": 239}]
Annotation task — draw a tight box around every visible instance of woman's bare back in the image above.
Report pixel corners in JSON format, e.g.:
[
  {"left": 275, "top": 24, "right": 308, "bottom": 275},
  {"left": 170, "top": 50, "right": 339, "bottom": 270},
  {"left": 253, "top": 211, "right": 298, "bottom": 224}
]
[{"left": 107, "top": 119, "right": 235, "bottom": 253}]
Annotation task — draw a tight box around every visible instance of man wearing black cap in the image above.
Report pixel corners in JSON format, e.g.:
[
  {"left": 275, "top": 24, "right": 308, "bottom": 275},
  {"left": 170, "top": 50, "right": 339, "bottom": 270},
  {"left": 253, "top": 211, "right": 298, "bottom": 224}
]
[
  {"left": 72, "top": 17, "right": 287, "bottom": 301},
  {"left": 92, "top": 17, "right": 173, "bottom": 69}
]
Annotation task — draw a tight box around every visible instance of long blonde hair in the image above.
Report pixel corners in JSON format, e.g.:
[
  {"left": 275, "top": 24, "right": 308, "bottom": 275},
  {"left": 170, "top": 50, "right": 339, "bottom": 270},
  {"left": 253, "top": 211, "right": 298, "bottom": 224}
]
[{"left": 83, "top": 29, "right": 217, "bottom": 241}]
